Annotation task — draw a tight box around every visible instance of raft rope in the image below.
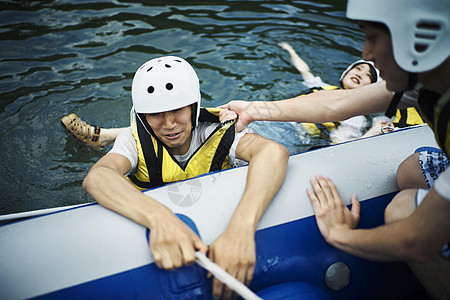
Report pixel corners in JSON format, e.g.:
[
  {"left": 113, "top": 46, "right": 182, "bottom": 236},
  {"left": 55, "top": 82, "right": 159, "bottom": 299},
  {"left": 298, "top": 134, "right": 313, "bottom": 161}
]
[
  {"left": 0, "top": 204, "right": 89, "bottom": 222},
  {"left": 195, "top": 252, "right": 262, "bottom": 300}
]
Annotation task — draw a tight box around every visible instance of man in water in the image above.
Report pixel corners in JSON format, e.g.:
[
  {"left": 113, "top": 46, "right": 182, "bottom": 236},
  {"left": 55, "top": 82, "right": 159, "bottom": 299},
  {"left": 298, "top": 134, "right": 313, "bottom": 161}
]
[{"left": 82, "top": 56, "right": 289, "bottom": 299}]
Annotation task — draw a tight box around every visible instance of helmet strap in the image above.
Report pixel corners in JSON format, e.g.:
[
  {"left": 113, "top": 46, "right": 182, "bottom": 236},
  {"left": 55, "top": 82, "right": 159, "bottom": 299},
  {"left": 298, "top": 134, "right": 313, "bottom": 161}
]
[
  {"left": 384, "top": 72, "right": 418, "bottom": 118},
  {"left": 191, "top": 102, "right": 198, "bottom": 132},
  {"left": 407, "top": 72, "right": 418, "bottom": 91},
  {"left": 136, "top": 112, "right": 157, "bottom": 139},
  {"left": 385, "top": 92, "right": 403, "bottom": 118}
]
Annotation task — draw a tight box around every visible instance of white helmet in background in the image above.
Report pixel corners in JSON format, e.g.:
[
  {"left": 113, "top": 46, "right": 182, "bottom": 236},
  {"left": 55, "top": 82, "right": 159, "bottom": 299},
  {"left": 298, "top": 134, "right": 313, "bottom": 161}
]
[
  {"left": 347, "top": 0, "right": 450, "bottom": 73},
  {"left": 132, "top": 56, "right": 201, "bottom": 125},
  {"left": 339, "top": 59, "right": 381, "bottom": 88}
]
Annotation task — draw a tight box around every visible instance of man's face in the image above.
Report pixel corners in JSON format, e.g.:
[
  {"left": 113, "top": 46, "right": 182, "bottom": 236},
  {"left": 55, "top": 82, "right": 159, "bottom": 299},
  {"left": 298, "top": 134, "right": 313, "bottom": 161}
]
[
  {"left": 342, "top": 63, "right": 374, "bottom": 90},
  {"left": 361, "top": 24, "right": 409, "bottom": 92},
  {"left": 145, "top": 105, "right": 192, "bottom": 156}
]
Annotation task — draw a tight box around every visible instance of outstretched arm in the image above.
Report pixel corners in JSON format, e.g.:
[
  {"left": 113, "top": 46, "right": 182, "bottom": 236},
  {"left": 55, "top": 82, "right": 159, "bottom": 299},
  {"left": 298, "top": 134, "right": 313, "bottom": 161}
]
[
  {"left": 209, "top": 133, "right": 289, "bottom": 299},
  {"left": 220, "top": 81, "right": 393, "bottom": 131},
  {"left": 279, "top": 42, "right": 316, "bottom": 82},
  {"left": 82, "top": 153, "right": 208, "bottom": 270},
  {"left": 306, "top": 175, "right": 450, "bottom": 262},
  {"left": 331, "top": 119, "right": 390, "bottom": 144}
]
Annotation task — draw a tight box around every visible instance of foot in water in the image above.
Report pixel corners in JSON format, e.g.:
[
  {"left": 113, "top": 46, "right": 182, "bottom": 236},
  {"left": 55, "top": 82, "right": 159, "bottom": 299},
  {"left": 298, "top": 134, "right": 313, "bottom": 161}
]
[{"left": 61, "top": 113, "right": 122, "bottom": 148}]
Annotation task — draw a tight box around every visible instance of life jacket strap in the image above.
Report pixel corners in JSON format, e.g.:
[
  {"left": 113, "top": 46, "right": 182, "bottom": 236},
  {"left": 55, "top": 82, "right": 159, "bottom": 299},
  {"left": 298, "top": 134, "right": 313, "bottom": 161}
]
[
  {"left": 136, "top": 114, "right": 164, "bottom": 187},
  {"left": 209, "top": 121, "right": 235, "bottom": 172}
]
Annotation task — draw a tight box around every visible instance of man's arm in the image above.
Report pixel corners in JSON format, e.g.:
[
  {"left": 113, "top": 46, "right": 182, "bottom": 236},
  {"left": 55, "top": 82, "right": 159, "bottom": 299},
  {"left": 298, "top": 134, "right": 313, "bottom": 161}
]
[
  {"left": 220, "top": 81, "right": 393, "bottom": 131},
  {"left": 208, "top": 133, "right": 289, "bottom": 299},
  {"left": 82, "top": 153, "right": 207, "bottom": 270},
  {"left": 307, "top": 175, "right": 450, "bottom": 262}
]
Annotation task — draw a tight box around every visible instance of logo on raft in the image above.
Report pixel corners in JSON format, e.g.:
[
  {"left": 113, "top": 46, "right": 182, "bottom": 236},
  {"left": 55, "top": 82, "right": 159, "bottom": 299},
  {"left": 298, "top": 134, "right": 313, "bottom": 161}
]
[{"left": 167, "top": 179, "right": 202, "bottom": 207}]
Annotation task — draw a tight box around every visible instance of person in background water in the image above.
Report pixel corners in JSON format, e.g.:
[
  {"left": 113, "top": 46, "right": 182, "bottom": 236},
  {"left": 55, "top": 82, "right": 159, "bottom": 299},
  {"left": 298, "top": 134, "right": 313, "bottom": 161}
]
[
  {"left": 81, "top": 56, "right": 289, "bottom": 299},
  {"left": 278, "top": 41, "right": 397, "bottom": 144}
]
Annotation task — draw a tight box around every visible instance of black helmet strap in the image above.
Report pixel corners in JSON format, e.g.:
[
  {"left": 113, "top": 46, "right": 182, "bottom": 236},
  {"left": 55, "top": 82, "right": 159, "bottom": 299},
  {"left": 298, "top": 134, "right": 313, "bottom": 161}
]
[{"left": 385, "top": 73, "right": 418, "bottom": 118}]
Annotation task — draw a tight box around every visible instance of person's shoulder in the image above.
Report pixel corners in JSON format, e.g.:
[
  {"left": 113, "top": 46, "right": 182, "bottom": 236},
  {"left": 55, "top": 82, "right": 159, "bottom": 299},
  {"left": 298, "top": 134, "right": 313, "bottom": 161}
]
[
  {"left": 113, "top": 127, "right": 135, "bottom": 147},
  {"left": 118, "top": 126, "right": 133, "bottom": 135},
  {"left": 108, "top": 127, "right": 137, "bottom": 171}
]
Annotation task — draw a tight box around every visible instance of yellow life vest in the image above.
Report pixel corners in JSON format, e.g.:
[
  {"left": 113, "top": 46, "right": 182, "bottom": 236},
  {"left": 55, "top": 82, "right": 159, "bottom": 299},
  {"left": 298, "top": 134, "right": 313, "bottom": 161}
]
[
  {"left": 301, "top": 122, "right": 341, "bottom": 138},
  {"left": 392, "top": 107, "right": 424, "bottom": 128},
  {"left": 305, "top": 85, "right": 341, "bottom": 93},
  {"left": 298, "top": 85, "right": 341, "bottom": 138},
  {"left": 128, "top": 108, "right": 235, "bottom": 190}
]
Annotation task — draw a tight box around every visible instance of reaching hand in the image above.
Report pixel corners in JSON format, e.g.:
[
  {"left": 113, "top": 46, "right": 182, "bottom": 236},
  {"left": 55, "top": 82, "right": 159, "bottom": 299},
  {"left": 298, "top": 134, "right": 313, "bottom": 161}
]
[
  {"left": 279, "top": 42, "right": 295, "bottom": 53},
  {"left": 365, "top": 120, "right": 390, "bottom": 137},
  {"left": 306, "top": 174, "right": 360, "bottom": 245},
  {"left": 149, "top": 208, "right": 208, "bottom": 270},
  {"left": 208, "top": 224, "right": 256, "bottom": 300},
  {"left": 219, "top": 101, "right": 254, "bottom": 132},
  {"left": 218, "top": 107, "right": 237, "bottom": 123}
]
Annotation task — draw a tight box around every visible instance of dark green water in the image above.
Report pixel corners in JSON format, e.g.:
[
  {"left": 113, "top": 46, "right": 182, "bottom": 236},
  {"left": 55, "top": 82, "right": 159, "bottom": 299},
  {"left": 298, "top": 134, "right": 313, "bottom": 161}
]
[{"left": 0, "top": 0, "right": 365, "bottom": 214}]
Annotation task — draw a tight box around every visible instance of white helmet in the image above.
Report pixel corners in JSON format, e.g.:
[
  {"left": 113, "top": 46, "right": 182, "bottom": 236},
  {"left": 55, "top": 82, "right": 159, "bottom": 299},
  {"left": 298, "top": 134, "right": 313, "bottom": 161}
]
[
  {"left": 132, "top": 56, "right": 201, "bottom": 117},
  {"left": 339, "top": 60, "right": 381, "bottom": 88},
  {"left": 347, "top": 0, "right": 450, "bottom": 73}
]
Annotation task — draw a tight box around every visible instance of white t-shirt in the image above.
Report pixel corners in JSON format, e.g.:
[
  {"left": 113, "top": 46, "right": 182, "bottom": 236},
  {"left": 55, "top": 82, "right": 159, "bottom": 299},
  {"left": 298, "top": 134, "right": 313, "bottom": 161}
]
[
  {"left": 303, "top": 76, "right": 328, "bottom": 88},
  {"left": 109, "top": 122, "right": 251, "bottom": 176},
  {"left": 330, "top": 116, "right": 367, "bottom": 142}
]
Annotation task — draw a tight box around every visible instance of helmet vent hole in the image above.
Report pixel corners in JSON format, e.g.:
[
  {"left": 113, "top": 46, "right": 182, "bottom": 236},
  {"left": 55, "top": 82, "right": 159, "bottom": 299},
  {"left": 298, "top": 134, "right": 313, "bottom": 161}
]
[
  {"left": 412, "top": 60, "right": 418, "bottom": 66},
  {"left": 147, "top": 67, "right": 153, "bottom": 72},
  {"left": 174, "top": 59, "right": 181, "bottom": 63},
  {"left": 415, "top": 33, "right": 437, "bottom": 40},
  {"left": 414, "top": 43, "right": 429, "bottom": 53},
  {"left": 166, "top": 83, "right": 173, "bottom": 90},
  {"left": 416, "top": 21, "right": 441, "bottom": 31},
  {"left": 165, "top": 64, "right": 171, "bottom": 68},
  {"left": 147, "top": 86, "right": 155, "bottom": 93}
]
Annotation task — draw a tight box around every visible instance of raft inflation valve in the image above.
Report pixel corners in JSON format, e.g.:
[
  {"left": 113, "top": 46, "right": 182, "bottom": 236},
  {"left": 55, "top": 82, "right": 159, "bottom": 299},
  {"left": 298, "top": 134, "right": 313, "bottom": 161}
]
[{"left": 325, "top": 262, "right": 350, "bottom": 290}]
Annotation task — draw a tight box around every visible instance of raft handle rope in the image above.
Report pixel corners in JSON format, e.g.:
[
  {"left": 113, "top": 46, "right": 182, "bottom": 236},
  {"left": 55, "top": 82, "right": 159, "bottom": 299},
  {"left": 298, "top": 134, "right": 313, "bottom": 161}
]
[{"left": 195, "top": 251, "right": 262, "bottom": 300}]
